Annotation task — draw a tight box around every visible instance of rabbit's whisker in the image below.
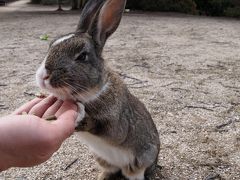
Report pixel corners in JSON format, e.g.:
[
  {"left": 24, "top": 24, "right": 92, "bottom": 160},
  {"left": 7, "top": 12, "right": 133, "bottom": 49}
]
[
  {"left": 61, "top": 79, "right": 106, "bottom": 112},
  {"left": 67, "top": 80, "right": 108, "bottom": 108},
  {"left": 61, "top": 80, "right": 97, "bottom": 111}
]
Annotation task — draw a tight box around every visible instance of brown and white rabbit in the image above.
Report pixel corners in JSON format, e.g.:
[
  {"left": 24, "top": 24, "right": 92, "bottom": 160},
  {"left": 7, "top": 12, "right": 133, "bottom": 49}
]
[{"left": 36, "top": 0, "right": 160, "bottom": 179}]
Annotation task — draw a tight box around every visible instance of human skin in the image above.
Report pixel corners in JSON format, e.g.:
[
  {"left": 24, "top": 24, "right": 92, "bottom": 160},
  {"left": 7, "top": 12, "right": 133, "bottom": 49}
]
[{"left": 0, "top": 96, "right": 78, "bottom": 171}]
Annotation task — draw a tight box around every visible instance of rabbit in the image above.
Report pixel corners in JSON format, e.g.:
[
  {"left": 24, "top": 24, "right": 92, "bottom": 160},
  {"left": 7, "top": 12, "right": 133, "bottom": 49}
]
[{"left": 36, "top": 0, "right": 160, "bottom": 179}]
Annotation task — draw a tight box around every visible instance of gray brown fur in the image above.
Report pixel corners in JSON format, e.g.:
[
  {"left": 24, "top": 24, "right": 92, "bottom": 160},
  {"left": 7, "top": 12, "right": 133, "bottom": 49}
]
[{"left": 39, "top": 0, "right": 160, "bottom": 179}]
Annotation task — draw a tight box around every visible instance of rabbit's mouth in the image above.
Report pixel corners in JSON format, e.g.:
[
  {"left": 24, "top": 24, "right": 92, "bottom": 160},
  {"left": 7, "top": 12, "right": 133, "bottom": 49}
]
[
  {"left": 36, "top": 64, "right": 72, "bottom": 100},
  {"left": 39, "top": 81, "right": 73, "bottom": 101}
]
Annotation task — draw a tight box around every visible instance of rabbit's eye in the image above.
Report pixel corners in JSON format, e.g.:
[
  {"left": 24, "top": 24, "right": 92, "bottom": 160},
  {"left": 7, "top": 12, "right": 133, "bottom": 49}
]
[{"left": 76, "top": 52, "right": 88, "bottom": 62}]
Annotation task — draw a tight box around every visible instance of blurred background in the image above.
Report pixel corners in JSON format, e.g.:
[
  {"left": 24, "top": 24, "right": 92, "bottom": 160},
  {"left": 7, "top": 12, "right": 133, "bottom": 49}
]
[
  {"left": 1, "top": 0, "right": 240, "bottom": 17},
  {"left": 1, "top": 0, "right": 239, "bottom": 17}
]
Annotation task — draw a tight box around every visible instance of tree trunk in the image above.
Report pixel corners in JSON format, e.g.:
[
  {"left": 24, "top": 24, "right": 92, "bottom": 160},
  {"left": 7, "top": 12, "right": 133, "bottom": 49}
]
[
  {"left": 57, "top": 0, "right": 63, "bottom": 11},
  {"left": 72, "top": 0, "right": 79, "bottom": 10}
]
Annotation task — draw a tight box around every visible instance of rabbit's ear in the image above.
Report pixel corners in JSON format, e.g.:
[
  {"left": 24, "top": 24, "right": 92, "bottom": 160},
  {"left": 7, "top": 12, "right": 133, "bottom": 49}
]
[
  {"left": 76, "top": 0, "right": 104, "bottom": 33},
  {"left": 94, "top": 0, "right": 127, "bottom": 51}
]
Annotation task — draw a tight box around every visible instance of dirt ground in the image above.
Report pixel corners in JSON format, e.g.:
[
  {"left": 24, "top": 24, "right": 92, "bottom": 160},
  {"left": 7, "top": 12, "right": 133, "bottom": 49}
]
[{"left": 0, "top": 1, "right": 240, "bottom": 179}]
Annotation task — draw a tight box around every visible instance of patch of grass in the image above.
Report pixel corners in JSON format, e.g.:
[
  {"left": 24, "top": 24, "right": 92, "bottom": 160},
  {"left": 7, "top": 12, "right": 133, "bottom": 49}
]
[{"left": 40, "top": 34, "right": 49, "bottom": 41}]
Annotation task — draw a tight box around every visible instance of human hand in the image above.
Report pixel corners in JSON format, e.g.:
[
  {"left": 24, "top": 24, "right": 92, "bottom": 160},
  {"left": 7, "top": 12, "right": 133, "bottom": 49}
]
[{"left": 0, "top": 96, "right": 78, "bottom": 171}]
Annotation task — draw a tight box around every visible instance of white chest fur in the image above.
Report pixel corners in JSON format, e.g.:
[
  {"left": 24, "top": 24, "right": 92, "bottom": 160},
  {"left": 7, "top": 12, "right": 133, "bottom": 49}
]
[{"left": 77, "top": 132, "right": 133, "bottom": 167}]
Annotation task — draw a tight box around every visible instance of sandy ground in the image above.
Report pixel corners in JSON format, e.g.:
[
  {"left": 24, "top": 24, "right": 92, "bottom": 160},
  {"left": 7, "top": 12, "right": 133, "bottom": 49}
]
[{"left": 0, "top": 1, "right": 240, "bottom": 179}]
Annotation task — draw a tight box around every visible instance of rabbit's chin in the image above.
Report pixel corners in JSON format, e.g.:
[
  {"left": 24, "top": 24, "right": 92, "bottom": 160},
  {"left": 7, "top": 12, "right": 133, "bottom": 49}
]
[{"left": 44, "top": 86, "right": 74, "bottom": 101}]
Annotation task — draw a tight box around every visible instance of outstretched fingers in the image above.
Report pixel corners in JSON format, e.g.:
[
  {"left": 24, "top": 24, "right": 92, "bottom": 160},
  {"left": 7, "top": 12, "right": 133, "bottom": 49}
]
[
  {"left": 42, "top": 100, "right": 63, "bottom": 119},
  {"left": 51, "top": 101, "right": 78, "bottom": 140},
  {"left": 28, "top": 96, "right": 57, "bottom": 117},
  {"left": 13, "top": 98, "right": 43, "bottom": 115}
]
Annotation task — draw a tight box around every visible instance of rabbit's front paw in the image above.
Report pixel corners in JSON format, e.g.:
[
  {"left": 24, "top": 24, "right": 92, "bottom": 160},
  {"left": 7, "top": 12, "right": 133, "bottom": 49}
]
[
  {"left": 98, "top": 172, "right": 113, "bottom": 180},
  {"left": 75, "top": 103, "right": 86, "bottom": 128}
]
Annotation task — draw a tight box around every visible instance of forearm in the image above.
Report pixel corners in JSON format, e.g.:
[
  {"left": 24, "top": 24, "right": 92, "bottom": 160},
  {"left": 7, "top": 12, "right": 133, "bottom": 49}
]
[
  {"left": 0, "top": 150, "right": 11, "bottom": 172},
  {"left": 0, "top": 121, "right": 11, "bottom": 172}
]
